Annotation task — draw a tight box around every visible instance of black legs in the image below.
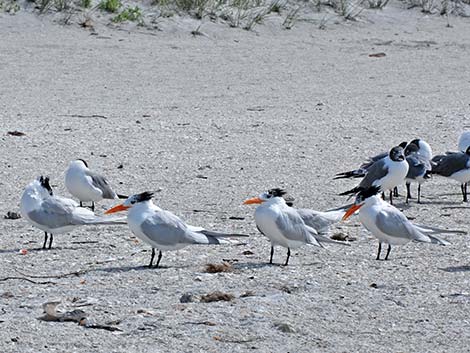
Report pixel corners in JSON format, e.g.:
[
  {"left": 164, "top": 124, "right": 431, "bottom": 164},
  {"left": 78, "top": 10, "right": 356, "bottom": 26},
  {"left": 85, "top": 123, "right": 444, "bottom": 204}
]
[
  {"left": 417, "top": 184, "right": 421, "bottom": 204},
  {"left": 149, "top": 248, "right": 156, "bottom": 267},
  {"left": 462, "top": 183, "right": 468, "bottom": 202},
  {"left": 384, "top": 244, "right": 392, "bottom": 260},
  {"left": 42, "top": 232, "right": 53, "bottom": 249},
  {"left": 393, "top": 186, "right": 399, "bottom": 197},
  {"left": 43, "top": 232, "right": 48, "bottom": 249},
  {"left": 376, "top": 242, "right": 392, "bottom": 260},
  {"left": 389, "top": 190, "right": 393, "bottom": 205},
  {"left": 269, "top": 246, "right": 291, "bottom": 266},
  {"left": 148, "top": 248, "right": 163, "bottom": 268},
  {"left": 284, "top": 248, "right": 291, "bottom": 266},
  {"left": 406, "top": 182, "right": 411, "bottom": 204},
  {"left": 156, "top": 250, "right": 163, "bottom": 268}
]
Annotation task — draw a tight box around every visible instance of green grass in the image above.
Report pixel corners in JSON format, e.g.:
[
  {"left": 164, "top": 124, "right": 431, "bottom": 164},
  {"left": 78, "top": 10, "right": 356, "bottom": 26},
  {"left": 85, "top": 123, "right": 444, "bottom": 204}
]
[
  {"left": 81, "top": 0, "right": 92, "bottom": 8},
  {"left": 99, "top": 0, "right": 121, "bottom": 13},
  {"left": 112, "top": 5, "right": 143, "bottom": 22}
]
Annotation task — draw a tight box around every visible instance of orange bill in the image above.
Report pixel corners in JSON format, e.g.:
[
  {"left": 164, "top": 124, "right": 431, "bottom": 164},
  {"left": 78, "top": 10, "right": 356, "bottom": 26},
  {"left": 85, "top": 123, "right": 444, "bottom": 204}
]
[
  {"left": 243, "top": 197, "right": 263, "bottom": 205},
  {"left": 342, "top": 204, "right": 363, "bottom": 221},
  {"left": 105, "top": 204, "right": 130, "bottom": 214}
]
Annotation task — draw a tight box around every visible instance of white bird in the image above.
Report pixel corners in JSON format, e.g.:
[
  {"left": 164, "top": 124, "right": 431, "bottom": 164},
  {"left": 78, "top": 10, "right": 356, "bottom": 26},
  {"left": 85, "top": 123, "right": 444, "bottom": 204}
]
[
  {"left": 65, "top": 159, "right": 127, "bottom": 211},
  {"left": 342, "top": 186, "right": 464, "bottom": 260},
  {"left": 458, "top": 131, "right": 470, "bottom": 153},
  {"left": 105, "top": 191, "right": 248, "bottom": 268},
  {"left": 432, "top": 147, "right": 470, "bottom": 202},
  {"left": 20, "top": 176, "right": 126, "bottom": 249},
  {"left": 339, "top": 145, "right": 409, "bottom": 205},
  {"left": 243, "top": 188, "right": 348, "bottom": 266},
  {"left": 404, "top": 139, "right": 433, "bottom": 204}
]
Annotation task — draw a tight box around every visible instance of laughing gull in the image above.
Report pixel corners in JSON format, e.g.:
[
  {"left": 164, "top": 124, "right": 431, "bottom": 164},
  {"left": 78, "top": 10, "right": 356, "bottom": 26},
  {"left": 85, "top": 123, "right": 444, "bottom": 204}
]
[{"left": 339, "top": 145, "right": 409, "bottom": 205}]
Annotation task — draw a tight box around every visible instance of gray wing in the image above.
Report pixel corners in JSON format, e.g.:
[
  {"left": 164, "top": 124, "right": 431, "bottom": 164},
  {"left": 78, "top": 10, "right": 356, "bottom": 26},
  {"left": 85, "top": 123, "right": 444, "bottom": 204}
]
[
  {"left": 360, "top": 151, "right": 387, "bottom": 170},
  {"left": 296, "top": 209, "right": 335, "bottom": 234},
  {"left": 140, "top": 211, "right": 217, "bottom": 246},
  {"left": 432, "top": 153, "right": 469, "bottom": 177},
  {"left": 375, "top": 208, "right": 430, "bottom": 243},
  {"left": 27, "top": 197, "right": 79, "bottom": 229},
  {"left": 359, "top": 159, "right": 389, "bottom": 188},
  {"left": 406, "top": 155, "right": 427, "bottom": 179},
  {"left": 274, "top": 208, "right": 320, "bottom": 246},
  {"left": 86, "top": 170, "right": 117, "bottom": 199}
]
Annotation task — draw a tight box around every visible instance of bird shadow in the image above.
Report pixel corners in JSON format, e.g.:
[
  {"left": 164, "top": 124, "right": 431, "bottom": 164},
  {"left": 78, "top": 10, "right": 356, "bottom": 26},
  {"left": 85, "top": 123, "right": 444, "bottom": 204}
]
[
  {"left": 96, "top": 264, "right": 192, "bottom": 273},
  {"left": 0, "top": 246, "right": 91, "bottom": 254},
  {"left": 232, "top": 262, "right": 284, "bottom": 270},
  {"left": 439, "top": 265, "right": 470, "bottom": 273}
]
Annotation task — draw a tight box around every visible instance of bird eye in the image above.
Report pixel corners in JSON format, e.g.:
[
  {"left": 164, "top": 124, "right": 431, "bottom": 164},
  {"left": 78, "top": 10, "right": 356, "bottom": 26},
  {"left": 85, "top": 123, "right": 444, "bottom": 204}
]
[{"left": 130, "top": 200, "right": 136, "bottom": 204}]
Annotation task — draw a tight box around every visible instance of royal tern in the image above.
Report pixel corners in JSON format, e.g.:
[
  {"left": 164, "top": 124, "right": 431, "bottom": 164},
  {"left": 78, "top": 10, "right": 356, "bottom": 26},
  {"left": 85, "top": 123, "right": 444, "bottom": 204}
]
[
  {"left": 431, "top": 147, "right": 470, "bottom": 202},
  {"left": 342, "top": 186, "right": 463, "bottom": 260},
  {"left": 243, "top": 188, "right": 348, "bottom": 266},
  {"left": 404, "top": 140, "right": 432, "bottom": 204},
  {"left": 339, "top": 145, "right": 409, "bottom": 205},
  {"left": 105, "top": 192, "right": 248, "bottom": 268},
  {"left": 20, "top": 176, "right": 126, "bottom": 249},
  {"left": 65, "top": 159, "right": 127, "bottom": 211}
]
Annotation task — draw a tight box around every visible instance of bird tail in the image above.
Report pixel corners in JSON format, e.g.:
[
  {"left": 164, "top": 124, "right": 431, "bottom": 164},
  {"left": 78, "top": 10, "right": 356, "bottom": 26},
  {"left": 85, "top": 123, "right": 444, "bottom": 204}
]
[
  {"left": 414, "top": 224, "right": 466, "bottom": 235},
  {"left": 426, "top": 234, "right": 450, "bottom": 246},
  {"left": 333, "top": 169, "right": 366, "bottom": 180},
  {"left": 198, "top": 230, "right": 249, "bottom": 238},
  {"left": 339, "top": 187, "right": 362, "bottom": 196},
  {"left": 117, "top": 194, "right": 129, "bottom": 199}
]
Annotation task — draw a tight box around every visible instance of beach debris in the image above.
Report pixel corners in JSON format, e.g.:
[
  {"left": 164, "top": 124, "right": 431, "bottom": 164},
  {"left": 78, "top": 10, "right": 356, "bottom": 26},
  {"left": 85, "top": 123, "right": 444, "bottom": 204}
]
[
  {"left": 19, "top": 249, "right": 28, "bottom": 255},
  {"left": 200, "top": 291, "right": 234, "bottom": 303},
  {"left": 4, "top": 211, "right": 21, "bottom": 220},
  {"left": 242, "top": 250, "right": 254, "bottom": 255},
  {"left": 274, "top": 322, "right": 296, "bottom": 334},
  {"left": 7, "top": 131, "right": 25, "bottom": 136},
  {"left": 369, "top": 52, "right": 386, "bottom": 58},
  {"left": 330, "top": 233, "right": 356, "bottom": 242},
  {"left": 180, "top": 293, "right": 197, "bottom": 303},
  {"left": 204, "top": 262, "right": 233, "bottom": 273},
  {"left": 239, "top": 291, "right": 255, "bottom": 298}
]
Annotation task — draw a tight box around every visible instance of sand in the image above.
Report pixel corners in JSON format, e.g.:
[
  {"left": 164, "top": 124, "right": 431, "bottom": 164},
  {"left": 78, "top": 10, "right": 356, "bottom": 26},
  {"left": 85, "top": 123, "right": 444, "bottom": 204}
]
[{"left": 1, "top": 3, "right": 470, "bottom": 352}]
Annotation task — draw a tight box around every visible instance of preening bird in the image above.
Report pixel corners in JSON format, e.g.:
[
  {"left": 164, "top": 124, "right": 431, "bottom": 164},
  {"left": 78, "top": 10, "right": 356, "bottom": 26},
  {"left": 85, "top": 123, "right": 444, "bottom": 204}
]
[
  {"left": 65, "top": 159, "right": 127, "bottom": 211},
  {"left": 20, "top": 176, "right": 126, "bottom": 249}
]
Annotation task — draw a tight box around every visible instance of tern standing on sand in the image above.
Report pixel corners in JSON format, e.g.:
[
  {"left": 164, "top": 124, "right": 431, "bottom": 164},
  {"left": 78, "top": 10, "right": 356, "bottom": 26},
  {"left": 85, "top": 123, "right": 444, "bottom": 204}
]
[
  {"left": 244, "top": 188, "right": 348, "bottom": 266},
  {"left": 105, "top": 192, "right": 248, "bottom": 268},
  {"left": 20, "top": 176, "right": 125, "bottom": 249},
  {"left": 65, "top": 159, "right": 127, "bottom": 211},
  {"left": 342, "top": 186, "right": 464, "bottom": 260}
]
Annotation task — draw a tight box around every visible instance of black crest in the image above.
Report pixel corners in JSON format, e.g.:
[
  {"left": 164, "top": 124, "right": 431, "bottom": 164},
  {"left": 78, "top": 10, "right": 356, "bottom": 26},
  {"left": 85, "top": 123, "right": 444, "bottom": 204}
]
[
  {"left": 39, "top": 176, "right": 53, "bottom": 196},
  {"left": 135, "top": 191, "right": 154, "bottom": 202},
  {"left": 398, "top": 141, "right": 408, "bottom": 149},
  {"left": 77, "top": 159, "right": 88, "bottom": 168},
  {"left": 356, "top": 185, "right": 381, "bottom": 201},
  {"left": 466, "top": 146, "right": 470, "bottom": 155},
  {"left": 409, "top": 139, "right": 420, "bottom": 148},
  {"left": 267, "top": 188, "right": 287, "bottom": 197},
  {"left": 404, "top": 142, "right": 419, "bottom": 156}
]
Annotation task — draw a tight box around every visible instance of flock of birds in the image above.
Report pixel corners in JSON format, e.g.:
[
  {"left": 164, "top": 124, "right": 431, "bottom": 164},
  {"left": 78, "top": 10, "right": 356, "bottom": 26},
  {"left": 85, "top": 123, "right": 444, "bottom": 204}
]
[{"left": 18, "top": 132, "right": 470, "bottom": 267}]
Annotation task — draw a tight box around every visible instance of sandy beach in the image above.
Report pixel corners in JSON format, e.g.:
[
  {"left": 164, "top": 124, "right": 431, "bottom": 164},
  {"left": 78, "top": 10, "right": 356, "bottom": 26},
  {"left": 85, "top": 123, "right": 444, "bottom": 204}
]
[{"left": 1, "top": 3, "right": 470, "bottom": 351}]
